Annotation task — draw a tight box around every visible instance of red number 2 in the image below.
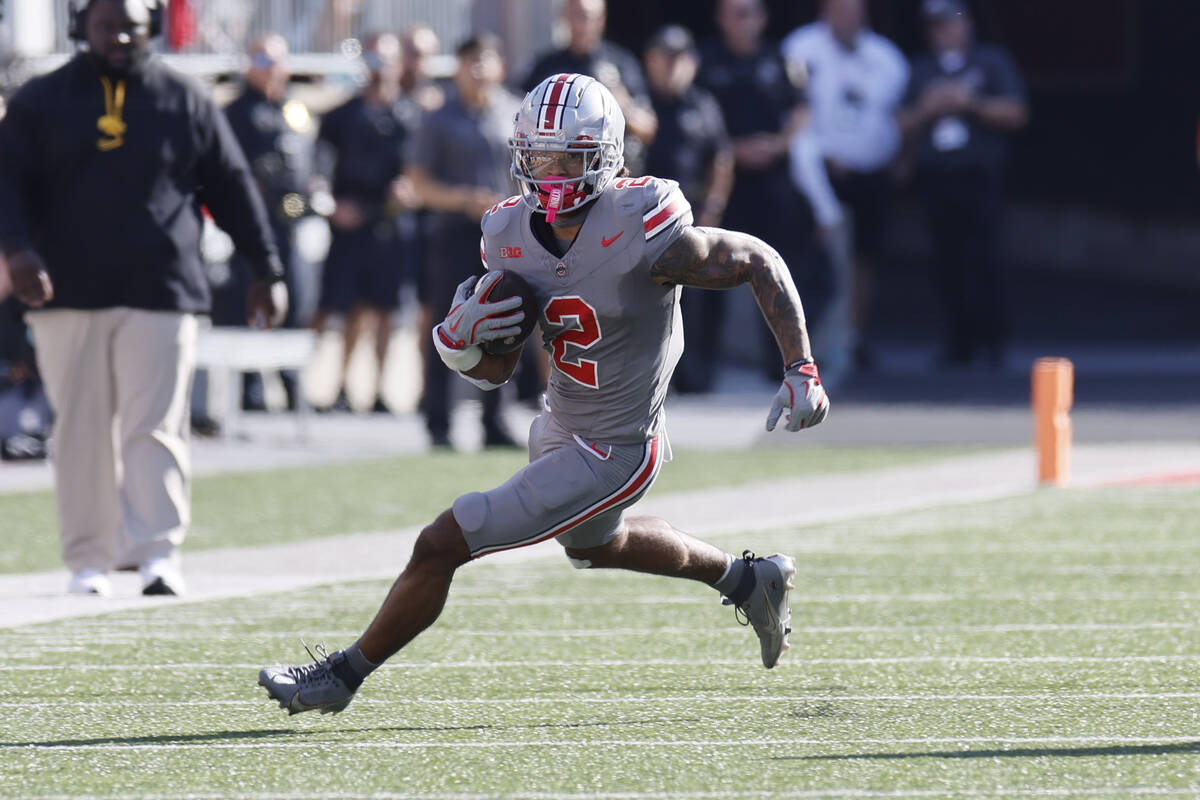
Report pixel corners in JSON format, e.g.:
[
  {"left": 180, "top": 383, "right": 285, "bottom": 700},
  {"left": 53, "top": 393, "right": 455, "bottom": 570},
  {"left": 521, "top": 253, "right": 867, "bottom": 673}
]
[{"left": 544, "top": 296, "right": 602, "bottom": 389}]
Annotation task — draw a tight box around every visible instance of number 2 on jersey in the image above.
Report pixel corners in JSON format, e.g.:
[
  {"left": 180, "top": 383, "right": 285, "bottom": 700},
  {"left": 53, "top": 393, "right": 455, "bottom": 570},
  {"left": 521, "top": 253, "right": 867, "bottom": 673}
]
[{"left": 545, "top": 296, "right": 602, "bottom": 389}]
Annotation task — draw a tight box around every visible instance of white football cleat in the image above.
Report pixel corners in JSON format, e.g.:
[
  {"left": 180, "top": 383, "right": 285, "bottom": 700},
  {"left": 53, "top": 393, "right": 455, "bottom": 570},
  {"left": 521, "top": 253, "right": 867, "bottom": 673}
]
[
  {"left": 67, "top": 568, "right": 111, "bottom": 597},
  {"left": 723, "top": 551, "right": 796, "bottom": 669},
  {"left": 259, "top": 645, "right": 360, "bottom": 716}
]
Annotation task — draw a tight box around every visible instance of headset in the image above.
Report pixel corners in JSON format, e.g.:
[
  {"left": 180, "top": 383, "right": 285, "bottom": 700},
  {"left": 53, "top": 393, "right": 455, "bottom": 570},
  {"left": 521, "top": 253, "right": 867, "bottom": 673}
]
[{"left": 68, "top": 0, "right": 164, "bottom": 41}]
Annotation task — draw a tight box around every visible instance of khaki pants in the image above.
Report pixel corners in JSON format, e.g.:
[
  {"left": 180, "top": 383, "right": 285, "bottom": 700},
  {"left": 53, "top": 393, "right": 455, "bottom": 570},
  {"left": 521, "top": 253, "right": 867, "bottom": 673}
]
[{"left": 28, "top": 309, "right": 197, "bottom": 573}]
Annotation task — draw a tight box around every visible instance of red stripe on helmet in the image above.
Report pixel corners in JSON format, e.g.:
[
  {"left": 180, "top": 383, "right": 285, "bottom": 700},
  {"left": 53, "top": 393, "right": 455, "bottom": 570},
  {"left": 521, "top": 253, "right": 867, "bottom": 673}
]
[{"left": 541, "top": 74, "right": 570, "bottom": 130}]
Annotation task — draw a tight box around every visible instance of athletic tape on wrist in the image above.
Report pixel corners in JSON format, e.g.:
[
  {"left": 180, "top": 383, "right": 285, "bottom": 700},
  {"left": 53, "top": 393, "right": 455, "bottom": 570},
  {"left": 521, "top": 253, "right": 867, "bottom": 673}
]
[{"left": 432, "top": 325, "right": 482, "bottom": 372}]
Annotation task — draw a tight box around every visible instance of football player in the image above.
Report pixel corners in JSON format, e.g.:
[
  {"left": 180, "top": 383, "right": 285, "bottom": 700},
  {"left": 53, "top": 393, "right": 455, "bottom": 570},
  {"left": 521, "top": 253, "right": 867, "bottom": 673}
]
[{"left": 259, "top": 73, "right": 830, "bottom": 715}]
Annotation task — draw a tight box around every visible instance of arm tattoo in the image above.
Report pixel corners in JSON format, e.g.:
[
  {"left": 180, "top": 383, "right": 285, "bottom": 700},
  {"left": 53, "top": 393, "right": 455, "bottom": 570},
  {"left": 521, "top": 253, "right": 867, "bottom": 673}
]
[{"left": 651, "top": 226, "right": 813, "bottom": 365}]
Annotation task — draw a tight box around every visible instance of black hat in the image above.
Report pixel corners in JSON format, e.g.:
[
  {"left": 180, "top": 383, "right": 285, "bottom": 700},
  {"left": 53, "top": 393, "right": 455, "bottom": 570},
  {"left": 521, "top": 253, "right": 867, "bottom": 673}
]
[
  {"left": 645, "top": 24, "right": 696, "bottom": 57},
  {"left": 922, "top": 0, "right": 969, "bottom": 21}
]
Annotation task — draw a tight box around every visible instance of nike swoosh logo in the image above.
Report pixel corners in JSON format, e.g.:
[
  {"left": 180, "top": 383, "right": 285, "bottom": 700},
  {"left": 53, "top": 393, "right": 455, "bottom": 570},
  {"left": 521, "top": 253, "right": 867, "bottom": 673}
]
[{"left": 601, "top": 231, "right": 624, "bottom": 247}]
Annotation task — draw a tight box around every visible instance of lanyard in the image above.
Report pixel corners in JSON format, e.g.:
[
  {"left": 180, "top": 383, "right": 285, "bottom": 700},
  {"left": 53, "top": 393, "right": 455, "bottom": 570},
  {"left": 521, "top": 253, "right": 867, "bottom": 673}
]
[{"left": 97, "top": 76, "right": 127, "bottom": 151}]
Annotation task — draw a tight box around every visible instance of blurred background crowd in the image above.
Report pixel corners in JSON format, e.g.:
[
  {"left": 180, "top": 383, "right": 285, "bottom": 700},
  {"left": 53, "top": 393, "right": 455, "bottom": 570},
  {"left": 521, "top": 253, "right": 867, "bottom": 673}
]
[{"left": 0, "top": 0, "right": 1197, "bottom": 455}]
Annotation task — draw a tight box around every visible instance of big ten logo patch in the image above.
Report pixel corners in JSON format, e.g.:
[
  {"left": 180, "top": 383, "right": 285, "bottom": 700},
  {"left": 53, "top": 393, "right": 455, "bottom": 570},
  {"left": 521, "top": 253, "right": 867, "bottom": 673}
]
[{"left": 499, "top": 247, "right": 523, "bottom": 259}]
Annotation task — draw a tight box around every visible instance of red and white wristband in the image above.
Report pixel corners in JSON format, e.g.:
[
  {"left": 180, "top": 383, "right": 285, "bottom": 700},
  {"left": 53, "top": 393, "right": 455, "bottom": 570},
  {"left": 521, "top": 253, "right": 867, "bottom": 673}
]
[{"left": 785, "top": 358, "right": 820, "bottom": 379}]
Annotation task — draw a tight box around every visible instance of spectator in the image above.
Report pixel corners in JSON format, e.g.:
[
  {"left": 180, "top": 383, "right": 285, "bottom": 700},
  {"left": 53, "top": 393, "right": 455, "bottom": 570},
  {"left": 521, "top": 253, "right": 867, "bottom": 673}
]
[
  {"left": 316, "top": 0, "right": 364, "bottom": 51},
  {"left": 697, "top": 0, "right": 822, "bottom": 382},
  {"left": 399, "top": 23, "right": 444, "bottom": 398},
  {"left": 407, "top": 34, "right": 522, "bottom": 450},
  {"left": 311, "top": 33, "right": 422, "bottom": 413},
  {"left": 0, "top": 262, "right": 50, "bottom": 462},
  {"left": 642, "top": 24, "right": 735, "bottom": 394},
  {"left": 782, "top": 0, "right": 909, "bottom": 370},
  {"left": 400, "top": 23, "right": 445, "bottom": 112},
  {"left": 0, "top": 0, "right": 287, "bottom": 597},
  {"left": 213, "top": 32, "right": 315, "bottom": 412},
  {"left": 521, "top": 0, "right": 657, "bottom": 174},
  {"left": 0, "top": 97, "right": 48, "bottom": 461},
  {"left": 898, "top": 0, "right": 1028, "bottom": 368}
]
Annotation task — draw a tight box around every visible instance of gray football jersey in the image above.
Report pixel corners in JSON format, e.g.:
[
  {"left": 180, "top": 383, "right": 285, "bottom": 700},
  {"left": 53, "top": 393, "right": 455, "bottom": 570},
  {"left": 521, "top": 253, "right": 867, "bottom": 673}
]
[{"left": 481, "top": 177, "right": 693, "bottom": 443}]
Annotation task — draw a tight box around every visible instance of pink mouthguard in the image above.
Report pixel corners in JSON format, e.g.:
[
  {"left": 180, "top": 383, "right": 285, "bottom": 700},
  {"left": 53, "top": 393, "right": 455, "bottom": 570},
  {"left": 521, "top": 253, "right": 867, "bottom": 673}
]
[{"left": 545, "top": 185, "right": 564, "bottom": 224}]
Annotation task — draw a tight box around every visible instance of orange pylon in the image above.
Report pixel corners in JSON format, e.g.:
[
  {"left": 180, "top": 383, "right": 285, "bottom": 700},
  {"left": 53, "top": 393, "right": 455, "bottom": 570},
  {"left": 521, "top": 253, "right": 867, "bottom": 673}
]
[{"left": 1032, "top": 357, "right": 1074, "bottom": 486}]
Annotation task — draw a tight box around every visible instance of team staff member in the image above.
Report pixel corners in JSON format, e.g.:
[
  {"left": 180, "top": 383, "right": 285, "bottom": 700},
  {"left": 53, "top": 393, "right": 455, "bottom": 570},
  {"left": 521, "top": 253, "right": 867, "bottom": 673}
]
[
  {"left": 898, "top": 0, "right": 1028, "bottom": 368},
  {"left": 216, "top": 32, "right": 314, "bottom": 411},
  {"left": 0, "top": 0, "right": 286, "bottom": 597},
  {"left": 642, "top": 24, "right": 734, "bottom": 394}
]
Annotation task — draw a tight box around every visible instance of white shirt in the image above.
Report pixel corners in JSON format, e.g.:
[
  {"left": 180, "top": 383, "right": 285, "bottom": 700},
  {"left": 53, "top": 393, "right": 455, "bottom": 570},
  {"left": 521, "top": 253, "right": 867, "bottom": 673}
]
[{"left": 782, "top": 21, "right": 909, "bottom": 172}]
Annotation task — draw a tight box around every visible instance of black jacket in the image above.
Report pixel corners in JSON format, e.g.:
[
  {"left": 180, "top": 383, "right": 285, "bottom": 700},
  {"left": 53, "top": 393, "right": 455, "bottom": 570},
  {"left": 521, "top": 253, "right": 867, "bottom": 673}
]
[
  {"left": 0, "top": 54, "right": 283, "bottom": 312},
  {"left": 224, "top": 85, "right": 312, "bottom": 227}
]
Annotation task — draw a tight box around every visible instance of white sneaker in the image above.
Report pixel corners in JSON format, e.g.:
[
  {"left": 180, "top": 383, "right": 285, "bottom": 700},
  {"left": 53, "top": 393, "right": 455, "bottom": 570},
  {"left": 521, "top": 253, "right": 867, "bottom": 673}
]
[
  {"left": 723, "top": 551, "right": 796, "bottom": 669},
  {"left": 259, "top": 646, "right": 360, "bottom": 716},
  {"left": 68, "top": 569, "right": 112, "bottom": 597},
  {"left": 140, "top": 557, "right": 185, "bottom": 596}
]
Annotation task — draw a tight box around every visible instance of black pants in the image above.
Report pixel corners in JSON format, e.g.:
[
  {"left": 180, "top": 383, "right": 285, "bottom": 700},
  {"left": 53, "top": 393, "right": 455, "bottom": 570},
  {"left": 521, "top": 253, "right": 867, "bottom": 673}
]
[
  {"left": 421, "top": 216, "right": 505, "bottom": 438},
  {"left": 923, "top": 168, "right": 1007, "bottom": 363},
  {"left": 212, "top": 223, "right": 300, "bottom": 407},
  {"left": 722, "top": 172, "right": 824, "bottom": 380},
  {"left": 672, "top": 286, "right": 725, "bottom": 394}
]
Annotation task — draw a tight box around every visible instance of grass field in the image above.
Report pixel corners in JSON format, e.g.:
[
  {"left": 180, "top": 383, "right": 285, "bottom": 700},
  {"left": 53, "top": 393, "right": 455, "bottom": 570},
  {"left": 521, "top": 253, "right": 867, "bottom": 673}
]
[
  {"left": 0, "top": 445, "right": 972, "bottom": 574},
  {"left": 2, "top": 450, "right": 1199, "bottom": 798}
]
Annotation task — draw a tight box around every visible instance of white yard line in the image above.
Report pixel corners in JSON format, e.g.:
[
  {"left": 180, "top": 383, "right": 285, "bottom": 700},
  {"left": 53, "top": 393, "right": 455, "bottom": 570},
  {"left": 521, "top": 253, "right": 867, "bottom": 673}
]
[
  {"left": 3, "top": 442, "right": 1200, "bottom": 629},
  {"left": 7, "top": 620, "right": 1195, "bottom": 642},
  {"left": 21, "top": 791, "right": 1200, "bottom": 800},
  {"left": 4, "top": 655, "right": 1199, "bottom": 671},
  {"left": 8, "top": 692, "right": 1200, "bottom": 709}
]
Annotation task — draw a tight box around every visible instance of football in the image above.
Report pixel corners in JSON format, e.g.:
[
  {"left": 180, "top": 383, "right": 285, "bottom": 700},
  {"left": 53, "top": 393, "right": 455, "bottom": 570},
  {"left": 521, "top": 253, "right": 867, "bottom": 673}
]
[{"left": 474, "top": 270, "right": 540, "bottom": 354}]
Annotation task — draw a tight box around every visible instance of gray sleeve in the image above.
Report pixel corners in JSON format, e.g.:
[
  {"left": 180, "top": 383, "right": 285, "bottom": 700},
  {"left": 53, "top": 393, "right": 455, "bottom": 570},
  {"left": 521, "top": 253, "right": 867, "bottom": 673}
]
[{"left": 640, "top": 178, "right": 694, "bottom": 266}]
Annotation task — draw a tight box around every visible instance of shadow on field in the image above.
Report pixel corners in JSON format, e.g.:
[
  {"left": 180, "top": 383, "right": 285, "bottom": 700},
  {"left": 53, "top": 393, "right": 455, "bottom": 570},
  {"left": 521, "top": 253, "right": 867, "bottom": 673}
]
[
  {"left": 782, "top": 741, "right": 1200, "bottom": 761},
  {"left": 2, "top": 728, "right": 301, "bottom": 748}
]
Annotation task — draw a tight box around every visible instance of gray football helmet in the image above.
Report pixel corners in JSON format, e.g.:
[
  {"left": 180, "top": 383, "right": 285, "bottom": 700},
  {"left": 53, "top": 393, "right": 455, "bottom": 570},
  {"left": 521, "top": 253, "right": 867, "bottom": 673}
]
[{"left": 510, "top": 73, "right": 626, "bottom": 221}]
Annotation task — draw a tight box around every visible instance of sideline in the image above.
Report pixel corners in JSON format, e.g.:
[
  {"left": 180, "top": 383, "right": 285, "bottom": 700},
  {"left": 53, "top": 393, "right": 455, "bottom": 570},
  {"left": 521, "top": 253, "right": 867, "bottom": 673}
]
[{"left": 2, "top": 443, "right": 1199, "bottom": 629}]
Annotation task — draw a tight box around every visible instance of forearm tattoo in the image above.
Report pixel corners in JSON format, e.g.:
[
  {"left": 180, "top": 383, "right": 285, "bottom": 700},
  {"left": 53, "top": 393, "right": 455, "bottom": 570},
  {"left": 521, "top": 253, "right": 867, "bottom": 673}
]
[{"left": 652, "top": 227, "right": 812, "bottom": 364}]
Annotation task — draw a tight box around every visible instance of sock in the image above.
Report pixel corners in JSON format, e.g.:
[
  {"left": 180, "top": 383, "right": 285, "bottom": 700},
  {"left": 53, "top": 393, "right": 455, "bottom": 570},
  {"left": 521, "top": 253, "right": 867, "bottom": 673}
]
[
  {"left": 712, "top": 552, "right": 756, "bottom": 605},
  {"left": 336, "top": 641, "right": 379, "bottom": 690}
]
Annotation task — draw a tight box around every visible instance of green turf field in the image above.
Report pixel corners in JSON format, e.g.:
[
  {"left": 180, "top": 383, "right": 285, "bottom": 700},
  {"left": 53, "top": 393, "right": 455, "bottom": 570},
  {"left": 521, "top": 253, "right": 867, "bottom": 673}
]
[
  {"left": 2, "top": 466, "right": 1198, "bottom": 799},
  {"left": 0, "top": 445, "right": 973, "bottom": 574}
]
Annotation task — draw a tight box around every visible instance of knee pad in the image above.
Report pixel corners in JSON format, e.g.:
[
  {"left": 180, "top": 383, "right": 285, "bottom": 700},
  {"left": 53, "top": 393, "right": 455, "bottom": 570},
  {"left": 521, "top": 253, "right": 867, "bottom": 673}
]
[{"left": 452, "top": 491, "right": 488, "bottom": 535}]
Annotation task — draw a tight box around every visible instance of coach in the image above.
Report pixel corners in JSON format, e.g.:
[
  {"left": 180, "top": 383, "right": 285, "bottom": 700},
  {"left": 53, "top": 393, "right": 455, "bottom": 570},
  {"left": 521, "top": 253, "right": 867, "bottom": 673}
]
[{"left": 0, "top": 0, "right": 286, "bottom": 597}]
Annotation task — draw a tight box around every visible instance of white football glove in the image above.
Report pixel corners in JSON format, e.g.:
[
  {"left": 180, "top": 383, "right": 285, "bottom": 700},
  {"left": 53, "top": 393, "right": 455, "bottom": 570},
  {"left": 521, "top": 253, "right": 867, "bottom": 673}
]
[
  {"left": 766, "top": 361, "right": 830, "bottom": 432},
  {"left": 433, "top": 272, "right": 525, "bottom": 372}
]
